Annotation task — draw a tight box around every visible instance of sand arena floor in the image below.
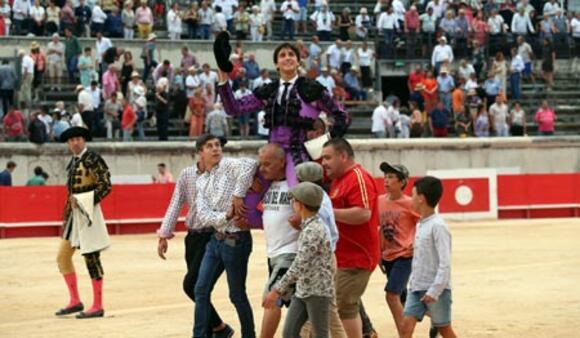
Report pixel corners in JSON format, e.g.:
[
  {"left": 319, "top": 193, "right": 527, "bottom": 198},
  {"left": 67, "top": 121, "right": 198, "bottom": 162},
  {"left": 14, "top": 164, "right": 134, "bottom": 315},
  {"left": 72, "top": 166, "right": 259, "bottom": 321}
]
[{"left": 1, "top": 218, "right": 579, "bottom": 338}]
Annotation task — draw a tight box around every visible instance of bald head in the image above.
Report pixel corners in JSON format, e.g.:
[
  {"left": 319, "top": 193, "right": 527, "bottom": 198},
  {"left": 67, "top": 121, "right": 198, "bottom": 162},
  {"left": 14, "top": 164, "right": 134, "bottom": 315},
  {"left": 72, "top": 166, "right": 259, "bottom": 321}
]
[{"left": 258, "top": 144, "right": 286, "bottom": 181}]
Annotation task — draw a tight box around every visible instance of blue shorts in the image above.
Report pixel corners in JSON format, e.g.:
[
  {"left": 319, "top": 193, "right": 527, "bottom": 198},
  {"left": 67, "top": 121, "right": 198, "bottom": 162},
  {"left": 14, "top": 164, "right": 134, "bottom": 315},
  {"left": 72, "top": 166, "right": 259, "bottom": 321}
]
[
  {"left": 237, "top": 113, "right": 249, "bottom": 125},
  {"left": 404, "top": 289, "right": 453, "bottom": 327},
  {"left": 523, "top": 62, "right": 532, "bottom": 76},
  {"left": 298, "top": 7, "right": 308, "bottom": 21},
  {"left": 382, "top": 257, "right": 412, "bottom": 294}
]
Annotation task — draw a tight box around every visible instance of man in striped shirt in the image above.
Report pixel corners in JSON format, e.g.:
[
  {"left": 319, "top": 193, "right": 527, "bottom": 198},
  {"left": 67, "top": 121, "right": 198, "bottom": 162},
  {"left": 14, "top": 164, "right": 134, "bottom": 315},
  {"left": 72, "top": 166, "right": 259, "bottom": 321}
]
[
  {"left": 156, "top": 137, "right": 233, "bottom": 337},
  {"left": 321, "top": 138, "right": 380, "bottom": 338}
]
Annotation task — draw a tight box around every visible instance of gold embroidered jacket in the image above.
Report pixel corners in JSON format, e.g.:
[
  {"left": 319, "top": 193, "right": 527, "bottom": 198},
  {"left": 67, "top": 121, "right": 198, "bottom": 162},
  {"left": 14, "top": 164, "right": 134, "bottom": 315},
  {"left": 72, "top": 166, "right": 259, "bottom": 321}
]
[{"left": 63, "top": 150, "right": 112, "bottom": 225}]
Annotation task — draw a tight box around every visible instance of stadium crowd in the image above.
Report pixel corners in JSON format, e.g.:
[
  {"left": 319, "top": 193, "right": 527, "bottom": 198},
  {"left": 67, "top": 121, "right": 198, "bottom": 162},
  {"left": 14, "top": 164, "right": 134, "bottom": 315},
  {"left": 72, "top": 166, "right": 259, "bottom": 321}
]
[{"left": 0, "top": 0, "right": 574, "bottom": 142}]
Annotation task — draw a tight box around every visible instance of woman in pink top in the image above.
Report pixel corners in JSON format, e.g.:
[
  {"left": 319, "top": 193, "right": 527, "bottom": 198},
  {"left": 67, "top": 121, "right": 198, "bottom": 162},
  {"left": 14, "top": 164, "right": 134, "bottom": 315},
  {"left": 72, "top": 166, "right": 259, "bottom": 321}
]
[
  {"left": 535, "top": 100, "right": 556, "bottom": 136},
  {"left": 102, "top": 64, "right": 120, "bottom": 100}
]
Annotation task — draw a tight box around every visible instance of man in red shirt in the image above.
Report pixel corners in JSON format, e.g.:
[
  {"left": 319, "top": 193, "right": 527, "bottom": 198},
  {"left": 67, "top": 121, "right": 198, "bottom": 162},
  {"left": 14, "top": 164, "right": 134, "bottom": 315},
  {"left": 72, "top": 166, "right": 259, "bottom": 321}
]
[
  {"left": 3, "top": 106, "right": 26, "bottom": 142},
  {"left": 121, "top": 98, "right": 137, "bottom": 141},
  {"left": 407, "top": 64, "right": 424, "bottom": 93},
  {"left": 321, "top": 138, "right": 380, "bottom": 338}
]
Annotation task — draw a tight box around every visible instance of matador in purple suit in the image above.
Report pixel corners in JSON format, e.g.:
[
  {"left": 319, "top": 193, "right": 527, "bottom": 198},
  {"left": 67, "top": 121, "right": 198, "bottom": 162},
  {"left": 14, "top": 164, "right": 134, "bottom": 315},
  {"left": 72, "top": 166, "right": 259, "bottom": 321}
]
[{"left": 215, "top": 40, "right": 350, "bottom": 186}]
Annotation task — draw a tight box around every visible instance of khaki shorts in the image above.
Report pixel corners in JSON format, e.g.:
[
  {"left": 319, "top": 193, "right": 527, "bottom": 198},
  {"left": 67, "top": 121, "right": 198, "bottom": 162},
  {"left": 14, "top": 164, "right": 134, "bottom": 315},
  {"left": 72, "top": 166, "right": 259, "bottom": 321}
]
[
  {"left": 335, "top": 268, "right": 372, "bottom": 319},
  {"left": 47, "top": 62, "right": 63, "bottom": 79}
]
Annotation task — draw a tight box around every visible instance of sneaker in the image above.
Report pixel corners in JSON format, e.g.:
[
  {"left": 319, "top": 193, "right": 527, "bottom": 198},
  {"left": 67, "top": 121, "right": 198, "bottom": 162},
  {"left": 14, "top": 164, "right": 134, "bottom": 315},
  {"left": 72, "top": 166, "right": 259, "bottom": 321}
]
[{"left": 212, "top": 324, "right": 234, "bottom": 338}]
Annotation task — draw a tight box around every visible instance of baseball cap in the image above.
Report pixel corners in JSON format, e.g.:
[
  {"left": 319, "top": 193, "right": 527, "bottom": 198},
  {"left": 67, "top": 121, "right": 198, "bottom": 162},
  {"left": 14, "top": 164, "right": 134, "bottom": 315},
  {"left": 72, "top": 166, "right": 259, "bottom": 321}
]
[
  {"left": 380, "top": 162, "right": 410, "bottom": 179},
  {"left": 289, "top": 182, "right": 323, "bottom": 208},
  {"left": 295, "top": 162, "right": 323, "bottom": 183}
]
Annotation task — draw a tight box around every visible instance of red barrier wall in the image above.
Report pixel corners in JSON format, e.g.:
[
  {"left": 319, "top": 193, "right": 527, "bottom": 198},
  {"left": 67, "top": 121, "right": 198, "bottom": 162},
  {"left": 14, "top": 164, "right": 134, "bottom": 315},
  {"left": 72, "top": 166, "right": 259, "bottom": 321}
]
[{"left": 1, "top": 174, "right": 579, "bottom": 239}]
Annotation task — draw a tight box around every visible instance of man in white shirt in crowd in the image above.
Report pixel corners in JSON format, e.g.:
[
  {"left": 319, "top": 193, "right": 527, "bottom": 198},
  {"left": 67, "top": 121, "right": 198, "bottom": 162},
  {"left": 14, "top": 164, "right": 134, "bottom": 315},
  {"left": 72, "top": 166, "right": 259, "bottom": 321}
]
[
  {"left": 377, "top": 6, "right": 399, "bottom": 58},
  {"left": 431, "top": 36, "right": 453, "bottom": 75},
  {"left": 419, "top": 6, "right": 437, "bottom": 56},
  {"left": 310, "top": 3, "right": 334, "bottom": 41},
  {"left": 326, "top": 39, "right": 343, "bottom": 70},
  {"left": 487, "top": 9, "right": 506, "bottom": 55},
  {"left": 199, "top": 63, "right": 218, "bottom": 90},
  {"left": 509, "top": 47, "right": 525, "bottom": 100},
  {"left": 18, "top": 49, "right": 34, "bottom": 116},
  {"left": 95, "top": 32, "right": 113, "bottom": 78},
  {"left": 252, "top": 69, "right": 272, "bottom": 90},
  {"left": 260, "top": 0, "right": 276, "bottom": 40},
  {"left": 371, "top": 100, "right": 390, "bottom": 138},
  {"left": 517, "top": 35, "right": 535, "bottom": 83},
  {"left": 489, "top": 95, "right": 509, "bottom": 137},
  {"left": 186, "top": 66, "right": 201, "bottom": 99},
  {"left": 198, "top": 0, "right": 214, "bottom": 39},
  {"left": 280, "top": 0, "right": 299, "bottom": 40},
  {"left": 511, "top": 7, "right": 535, "bottom": 36},
  {"left": 316, "top": 67, "right": 335, "bottom": 96},
  {"left": 355, "top": 7, "right": 371, "bottom": 40},
  {"left": 76, "top": 84, "right": 95, "bottom": 133},
  {"left": 46, "top": 33, "right": 65, "bottom": 91},
  {"left": 213, "top": 0, "right": 238, "bottom": 33},
  {"left": 308, "top": 35, "right": 322, "bottom": 67},
  {"left": 543, "top": 0, "right": 561, "bottom": 18}
]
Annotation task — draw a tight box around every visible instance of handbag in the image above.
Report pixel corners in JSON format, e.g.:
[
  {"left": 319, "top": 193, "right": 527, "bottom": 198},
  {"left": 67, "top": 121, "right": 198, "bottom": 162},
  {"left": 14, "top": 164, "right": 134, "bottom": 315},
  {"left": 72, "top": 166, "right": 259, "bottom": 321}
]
[
  {"left": 304, "top": 132, "right": 330, "bottom": 160},
  {"left": 183, "top": 105, "right": 192, "bottom": 123}
]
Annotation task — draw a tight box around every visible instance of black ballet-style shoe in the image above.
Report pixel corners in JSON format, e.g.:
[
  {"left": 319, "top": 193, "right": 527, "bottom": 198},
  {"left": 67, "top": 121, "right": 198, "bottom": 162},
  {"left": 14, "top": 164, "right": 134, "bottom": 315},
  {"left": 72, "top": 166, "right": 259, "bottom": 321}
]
[
  {"left": 75, "top": 309, "right": 104, "bottom": 319},
  {"left": 55, "top": 303, "right": 84, "bottom": 316}
]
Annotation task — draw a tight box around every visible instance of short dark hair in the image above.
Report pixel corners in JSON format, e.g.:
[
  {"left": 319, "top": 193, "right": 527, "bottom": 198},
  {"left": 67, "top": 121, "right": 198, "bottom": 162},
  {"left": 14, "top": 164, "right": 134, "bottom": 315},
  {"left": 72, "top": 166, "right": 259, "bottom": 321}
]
[
  {"left": 323, "top": 138, "right": 355, "bottom": 159},
  {"left": 196, "top": 134, "right": 220, "bottom": 152},
  {"left": 158, "top": 163, "right": 166, "bottom": 168},
  {"left": 34, "top": 166, "right": 43, "bottom": 175},
  {"left": 273, "top": 43, "right": 301, "bottom": 64},
  {"left": 7, "top": 161, "right": 16, "bottom": 169},
  {"left": 414, "top": 176, "right": 443, "bottom": 208}
]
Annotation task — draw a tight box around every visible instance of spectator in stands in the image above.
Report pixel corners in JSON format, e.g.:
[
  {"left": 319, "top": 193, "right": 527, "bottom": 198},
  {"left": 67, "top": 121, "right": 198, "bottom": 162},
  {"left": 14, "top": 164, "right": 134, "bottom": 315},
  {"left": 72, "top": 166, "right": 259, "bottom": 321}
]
[
  {"left": 165, "top": 3, "right": 182, "bottom": 41},
  {"left": 308, "top": 35, "right": 322, "bottom": 67},
  {"left": 467, "top": 88, "right": 482, "bottom": 120},
  {"left": 344, "top": 67, "right": 367, "bottom": 101},
  {"left": 12, "top": 0, "right": 30, "bottom": 36},
  {"left": 471, "top": 40, "right": 487, "bottom": 80},
  {"left": 326, "top": 39, "right": 342, "bottom": 71},
  {"left": 64, "top": 27, "right": 81, "bottom": 83},
  {"left": 487, "top": 9, "right": 506, "bottom": 55},
  {"left": 539, "top": 13, "right": 555, "bottom": 43},
  {"left": 515, "top": 36, "right": 534, "bottom": 83},
  {"left": 429, "top": 101, "right": 450, "bottom": 138},
  {"left": 29, "top": 0, "right": 45, "bottom": 37},
  {"left": 572, "top": 12, "right": 580, "bottom": 58},
  {"left": 95, "top": 31, "right": 112, "bottom": 77},
  {"left": 0, "top": 161, "right": 16, "bottom": 185},
  {"left": 419, "top": 6, "right": 437, "bottom": 57},
  {"left": 28, "top": 110, "right": 48, "bottom": 144},
  {"left": 407, "top": 64, "right": 424, "bottom": 94},
  {"left": 431, "top": 36, "right": 453, "bottom": 75},
  {"left": 337, "top": 7, "right": 353, "bottom": 42},
  {"left": 243, "top": 53, "right": 260, "bottom": 89},
  {"left": 492, "top": 52, "right": 507, "bottom": 94},
  {"left": 489, "top": 95, "right": 509, "bottom": 137},
  {"left": 454, "top": 9, "right": 470, "bottom": 58},
  {"left": 52, "top": 109, "right": 71, "bottom": 141},
  {"left": 541, "top": 38, "right": 556, "bottom": 91},
  {"left": 543, "top": 0, "right": 561, "bottom": 18},
  {"left": 511, "top": 6, "right": 534, "bottom": 36},
  {"left": 78, "top": 47, "right": 94, "bottom": 89},
  {"left": 127, "top": 71, "right": 144, "bottom": 105},
  {"left": 233, "top": 4, "right": 249, "bottom": 40},
  {"left": 118, "top": 51, "right": 134, "bottom": 97},
  {"left": 184, "top": 2, "right": 199, "bottom": 39},
  {"left": 451, "top": 80, "right": 464, "bottom": 118},
  {"left": 474, "top": 104, "right": 490, "bottom": 137},
  {"left": 233, "top": 80, "right": 252, "bottom": 137},
  {"left": 185, "top": 66, "right": 200, "bottom": 100},
  {"left": 409, "top": 84, "right": 424, "bottom": 112},
  {"left": 199, "top": 63, "right": 218, "bottom": 91},
  {"left": 316, "top": 66, "right": 335, "bottom": 96},
  {"left": 105, "top": 7, "right": 123, "bottom": 38},
  {"left": 198, "top": 1, "right": 213, "bottom": 40},
  {"left": 280, "top": 0, "right": 299, "bottom": 40},
  {"left": 0, "top": 0, "right": 11, "bottom": 37},
  {"left": 155, "top": 80, "right": 170, "bottom": 141},
  {"left": 260, "top": 0, "right": 276, "bottom": 40},
  {"left": 397, "top": 106, "right": 411, "bottom": 139},
  {"left": 136, "top": 0, "right": 154, "bottom": 39},
  {"left": 249, "top": 5, "right": 264, "bottom": 42},
  {"left": 535, "top": 100, "right": 556, "bottom": 136},
  {"left": 437, "top": 67, "right": 454, "bottom": 112},
  {"left": 3, "top": 106, "right": 26, "bottom": 142},
  {"left": 422, "top": 70, "right": 438, "bottom": 113},
  {"left": 341, "top": 40, "right": 355, "bottom": 75},
  {"left": 386, "top": 99, "right": 401, "bottom": 138},
  {"left": 152, "top": 163, "right": 174, "bottom": 183},
  {"left": 60, "top": 1, "right": 75, "bottom": 33},
  {"left": 102, "top": 64, "right": 120, "bottom": 100},
  {"left": 205, "top": 102, "right": 229, "bottom": 137},
  {"left": 355, "top": 7, "right": 371, "bottom": 40},
  {"left": 310, "top": 3, "right": 334, "bottom": 41},
  {"left": 552, "top": 9, "right": 568, "bottom": 51},
  {"left": 91, "top": 2, "right": 107, "bottom": 35},
  {"left": 439, "top": 10, "right": 456, "bottom": 43},
  {"left": 189, "top": 88, "right": 206, "bottom": 138},
  {"left": 482, "top": 72, "right": 501, "bottom": 108},
  {"left": 458, "top": 59, "right": 475, "bottom": 81},
  {"left": 252, "top": 68, "right": 272, "bottom": 90},
  {"left": 30, "top": 42, "right": 45, "bottom": 102},
  {"left": 455, "top": 105, "right": 471, "bottom": 138},
  {"left": 357, "top": 41, "right": 374, "bottom": 90},
  {"left": 0, "top": 60, "right": 16, "bottom": 117},
  {"left": 46, "top": 34, "right": 65, "bottom": 92},
  {"left": 122, "top": 1, "right": 135, "bottom": 39},
  {"left": 213, "top": 6, "right": 227, "bottom": 36},
  {"left": 141, "top": 33, "right": 157, "bottom": 81},
  {"left": 18, "top": 49, "right": 33, "bottom": 116},
  {"left": 509, "top": 101, "right": 526, "bottom": 136},
  {"left": 75, "top": 0, "right": 91, "bottom": 37},
  {"left": 471, "top": 10, "right": 489, "bottom": 48},
  {"left": 404, "top": 5, "right": 420, "bottom": 58},
  {"left": 76, "top": 84, "right": 94, "bottom": 131},
  {"left": 377, "top": 6, "right": 399, "bottom": 58},
  {"left": 121, "top": 96, "right": 136, "bottom": 141},
  {"left": 371, "top": 100, "right": 388, "bottom": 138},
  {"left": 153, "top": 60, "right": 175, "bottom": 86},
  {"left": 38, "top": 105, "right": 53, "bottom": 137},
  {"left": 509, "top": 47, "right": 524, "bottom": 100},
  {"left": 103, "top": 91, "right": 121, "bottom": 140}
]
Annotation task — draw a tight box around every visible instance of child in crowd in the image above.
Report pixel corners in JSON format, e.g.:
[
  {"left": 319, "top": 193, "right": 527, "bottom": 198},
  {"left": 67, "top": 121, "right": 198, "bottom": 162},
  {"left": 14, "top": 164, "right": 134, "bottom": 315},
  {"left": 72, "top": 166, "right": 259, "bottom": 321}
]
[
  {"left": 263, "top": 182, "right": 335, "bottom": 338},
  {"left": 400, "top": 176, "right": 456, "bottom": 338}
]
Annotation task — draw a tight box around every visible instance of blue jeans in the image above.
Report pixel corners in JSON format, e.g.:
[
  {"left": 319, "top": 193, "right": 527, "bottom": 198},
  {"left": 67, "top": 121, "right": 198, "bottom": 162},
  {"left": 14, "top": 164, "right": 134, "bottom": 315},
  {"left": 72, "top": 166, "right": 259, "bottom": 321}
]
[
  {"left": 383, "top": 29, "right": 394, "bottom": 58},
  {"left": 136, "top": 121, "right": 145, "bottom": 140},
  {"left": 227, "top": 19, "right": 234, "bottom": 34},
  {"left": 193, "top": 232, "right": 255, "bottom": 338},
  {"left": 510, "top": 72, "right": 521, "bottom": 100},
  {"left": 440, "top": 92, "right": 452, "bottom": 112},
  {"left": 66, "top": 57, "right": 78, "bottom": 83},
  {"left": 200, "top": 24, "right": 211, "bottom": 39},
  {"left": 281, "top": 19, "right": 294, "bottom": 40}
]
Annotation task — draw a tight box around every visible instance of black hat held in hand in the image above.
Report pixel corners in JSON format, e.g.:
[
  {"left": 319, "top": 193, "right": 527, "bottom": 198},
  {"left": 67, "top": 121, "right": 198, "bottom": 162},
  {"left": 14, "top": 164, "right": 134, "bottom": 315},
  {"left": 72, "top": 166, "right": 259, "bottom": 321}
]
[{"left": 213, "top": 31, "right": 233, "bottom": 73}]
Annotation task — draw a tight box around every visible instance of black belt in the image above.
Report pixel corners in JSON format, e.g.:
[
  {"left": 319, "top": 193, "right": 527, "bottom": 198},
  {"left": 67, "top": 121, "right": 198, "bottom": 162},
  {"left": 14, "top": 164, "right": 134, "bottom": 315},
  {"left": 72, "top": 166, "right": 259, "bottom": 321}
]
[
  {"left": 188, "top": 227, "right": 213, "bottom": 234},
  {"left": 214, "top": 231, "right": 249, "bottom": 241}
]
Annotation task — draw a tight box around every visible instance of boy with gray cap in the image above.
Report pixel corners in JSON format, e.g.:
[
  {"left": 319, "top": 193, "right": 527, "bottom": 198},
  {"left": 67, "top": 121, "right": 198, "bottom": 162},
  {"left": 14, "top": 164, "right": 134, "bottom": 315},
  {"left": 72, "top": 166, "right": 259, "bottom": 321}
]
[{"left": 263, "top": 182, "right": 335, "bottom": 338}]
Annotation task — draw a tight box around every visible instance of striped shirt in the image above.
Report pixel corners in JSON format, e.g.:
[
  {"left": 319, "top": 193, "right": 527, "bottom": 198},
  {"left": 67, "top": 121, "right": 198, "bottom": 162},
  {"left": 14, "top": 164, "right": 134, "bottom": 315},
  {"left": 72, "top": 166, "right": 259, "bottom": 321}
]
[
  {"left": 157, "top": 165, "right": 204, "bottom": 239},
  {"left": 195, "top": 157, "right": 257, "bottom": 233},
  {"left": 409, "top": 213, "right": 452, "bottom": 300}
]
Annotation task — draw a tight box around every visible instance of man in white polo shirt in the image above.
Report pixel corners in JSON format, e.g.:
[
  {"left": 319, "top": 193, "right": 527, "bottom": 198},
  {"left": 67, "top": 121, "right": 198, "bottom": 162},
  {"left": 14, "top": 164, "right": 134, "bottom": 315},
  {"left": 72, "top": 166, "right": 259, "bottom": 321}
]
[{"left": 19, "top": 49, "right": 34, "bottom": 115}]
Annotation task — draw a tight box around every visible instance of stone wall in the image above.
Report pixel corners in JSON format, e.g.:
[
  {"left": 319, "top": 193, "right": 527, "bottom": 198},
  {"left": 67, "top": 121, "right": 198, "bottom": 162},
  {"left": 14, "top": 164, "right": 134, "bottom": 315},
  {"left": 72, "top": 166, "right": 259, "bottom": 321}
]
[{"left": 3, "top": 137, "right": 580, "bottom": 185}]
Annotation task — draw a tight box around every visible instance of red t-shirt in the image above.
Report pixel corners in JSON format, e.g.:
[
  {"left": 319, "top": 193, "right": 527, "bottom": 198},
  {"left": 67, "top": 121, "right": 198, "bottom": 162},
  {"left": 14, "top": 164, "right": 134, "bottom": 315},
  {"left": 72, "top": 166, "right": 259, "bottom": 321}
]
[
  {"left": 329, "top": 164, "right": 380, "bottom": 271},
  {"left": 378, "top": 194, "right": 420, "bottom": 261},
  {"left": 121, "top": 105, "right": 136, "bottom": 130},
  {"left": 408, "top": 71, "right": 425, "bottom": 92},
  {"left": 3, "top": 111, "right": 25, "bottom": 137}
]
